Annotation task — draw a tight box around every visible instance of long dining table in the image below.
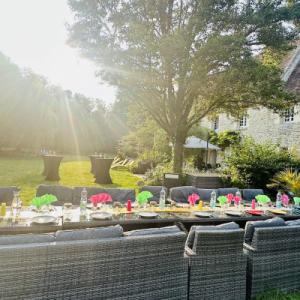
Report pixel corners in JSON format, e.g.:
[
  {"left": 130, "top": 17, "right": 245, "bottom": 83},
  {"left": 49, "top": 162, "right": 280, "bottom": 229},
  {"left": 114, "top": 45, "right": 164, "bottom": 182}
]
[{"left": 0, "top": 205, "right": 299, "bottom": 234}]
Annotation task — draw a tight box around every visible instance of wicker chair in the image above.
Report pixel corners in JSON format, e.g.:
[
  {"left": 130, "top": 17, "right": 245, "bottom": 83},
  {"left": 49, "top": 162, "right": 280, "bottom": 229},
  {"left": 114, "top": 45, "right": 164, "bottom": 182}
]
[
  {"left": 196, "top": 188, "right": 214, "bottom": 202},
  {"left": 36, "top": 185, "right": 74, "bottom": 206},
  {"left": 169, "top": 186, "right": 199, "bottom": 203},
  {"left": 244, "top": 225, "right": 300, "bottom": 299},
  {"left": 217, "top": 187, "right": 240, "bottom": 197},
  {"left": 73, "top": 187, "right": 136, "bottom": 204},
  {"left": 242, "top": 189, "right": 264, "bottom": 202},
  {"left": 140, "top": 185, "right": 168, "bottom": 202},
  {"left": 0, "top": 186, "right": 19, "bottom": 205},
  {"left": 186, "top": 227, "right": 246, "bottom": 300},
  {"left": 0, "top": 230, "right": 188, "bottom": 299}
]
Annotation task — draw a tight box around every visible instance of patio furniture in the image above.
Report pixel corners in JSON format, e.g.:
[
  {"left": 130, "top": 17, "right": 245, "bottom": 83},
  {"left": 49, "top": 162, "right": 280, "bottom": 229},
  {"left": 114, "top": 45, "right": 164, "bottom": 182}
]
[
  {"left": 0, "top": 186, "right": 19, "bottom": 205},
  {"left": 244, "top": 220, "right": 300, "bottom": 299},
  {"left": 169, "top": 186, "right": 199, "bottom": 203},
  {"left": 0, "top": 226, "right": 188, "bottom": 299},
  {"left": 42, "top": 155, "right": 63, "bottom": 181},
  {"left": 186, "top": 224, "right": 246, "bottom": 300},
  {"left": 242, "top": 189, "right": 264, "bottom": 202},
  {"left": 196, "top": 188, "right": 214, "bottom": 202},
  {"left": 73, "top": 187, "right": 135, "bottom": 204},
  {"left": 217, "top": 187, "right": 240, "bottom": 197},
  {"left": 94, "top": 158, "right": 114, "bottom": 184},
  {"left": 140, "top": 185, "right": 168, "bottom": 202},
  {"left": 36, "top": 185, "right": 74, "bottom": 206}
]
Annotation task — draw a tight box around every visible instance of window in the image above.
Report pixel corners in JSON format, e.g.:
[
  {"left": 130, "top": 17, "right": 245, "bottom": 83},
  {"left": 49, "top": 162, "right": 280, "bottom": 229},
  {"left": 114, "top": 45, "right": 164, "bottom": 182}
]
[
  {"left": 284, "top": 107, "right": 294, "bottom": 123},
  {"left": 239, "top": 116, "right": 247, "bottom": 128},
  {"left": 213, "top": 117, "right": 219, "bottom": 131}
]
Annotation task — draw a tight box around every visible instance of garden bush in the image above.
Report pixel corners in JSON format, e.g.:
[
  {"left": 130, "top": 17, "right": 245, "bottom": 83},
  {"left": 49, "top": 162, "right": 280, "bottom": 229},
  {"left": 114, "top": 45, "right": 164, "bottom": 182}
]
[{"left": 224, "top": 138, "right": 300, "bottom": 190}]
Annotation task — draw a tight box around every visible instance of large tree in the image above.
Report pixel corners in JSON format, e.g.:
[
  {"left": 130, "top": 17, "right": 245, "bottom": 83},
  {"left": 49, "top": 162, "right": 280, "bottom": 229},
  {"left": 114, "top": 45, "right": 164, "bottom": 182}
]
[{"left": 68, "top": 0, "right": 300, "bottom": 172}]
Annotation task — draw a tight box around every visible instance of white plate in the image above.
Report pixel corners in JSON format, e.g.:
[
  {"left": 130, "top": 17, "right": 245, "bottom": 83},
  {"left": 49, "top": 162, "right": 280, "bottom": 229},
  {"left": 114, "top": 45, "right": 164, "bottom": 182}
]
[
  {"left": 194, "top": 212, "right": 212, "bottom": 218},
  {"left": 225, "top": 210, "right": 243, "bottom": 217},
  {"left": 86, "top": 203, "right": 93, "bottom": 209},
  {"left": 31, "top": 215, "right": 57, "bottom": 225},
  {"left": 90, "top": 212, "right": 112, "bottom": 220},
  {"left": 139, "top": 212, "right": 158, "bottom": 219},
  {"left": 176, "top": 203, "right": 190, "bottom": 208}
]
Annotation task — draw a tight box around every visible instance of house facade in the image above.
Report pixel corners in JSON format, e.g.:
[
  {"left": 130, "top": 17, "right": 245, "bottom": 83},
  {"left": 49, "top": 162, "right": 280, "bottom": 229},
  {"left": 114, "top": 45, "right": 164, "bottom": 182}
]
[{"left": 201, "top": 45, "right": 300, "bottom": 154}]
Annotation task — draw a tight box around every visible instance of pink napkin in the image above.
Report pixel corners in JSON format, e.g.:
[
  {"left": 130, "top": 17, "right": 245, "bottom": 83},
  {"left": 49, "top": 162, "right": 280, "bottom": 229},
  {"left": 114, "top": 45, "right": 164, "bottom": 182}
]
[
  {"left": 188, "top": 193, "right": 200, "bottom": 206},
  {"left": 281, "top": 194, "right": 289, "bottom": 206},
  {"left": 226, "top": 193, "right": 234, "bottom": 204},
  {"left": 234, "top": 196, "right": 241, "bottom": 205},
  {"left": 89, "top": 193, "right": 112, "bottom": 206}
]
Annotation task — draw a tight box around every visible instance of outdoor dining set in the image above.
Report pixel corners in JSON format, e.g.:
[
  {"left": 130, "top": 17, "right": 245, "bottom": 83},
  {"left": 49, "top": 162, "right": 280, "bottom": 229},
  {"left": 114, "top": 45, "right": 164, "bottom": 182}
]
[{"left": 0, "top": 184, "right": 299, "bottom": 299}]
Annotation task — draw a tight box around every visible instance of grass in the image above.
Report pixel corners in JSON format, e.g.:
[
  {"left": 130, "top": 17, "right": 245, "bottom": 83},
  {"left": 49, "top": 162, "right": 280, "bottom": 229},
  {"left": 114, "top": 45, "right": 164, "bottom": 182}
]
[
  {"left": 0, "top": 155, "right": 141, "bottom": 204},
  {"left": 256, "top": 290, "right": 300, "bottom": 300}
]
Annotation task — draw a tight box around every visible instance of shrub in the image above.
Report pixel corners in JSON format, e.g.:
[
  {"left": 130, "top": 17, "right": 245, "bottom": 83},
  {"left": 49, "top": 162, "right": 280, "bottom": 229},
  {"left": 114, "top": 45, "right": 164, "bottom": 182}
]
[
  {"left": 268, "top": 169, "right": 300, "bottom": 196},
  {"left": 144, "top": 162, "right": 173, "bottom": 185},
  {"left": 224, "top": 138, "right": 300, "bottom": 189}
]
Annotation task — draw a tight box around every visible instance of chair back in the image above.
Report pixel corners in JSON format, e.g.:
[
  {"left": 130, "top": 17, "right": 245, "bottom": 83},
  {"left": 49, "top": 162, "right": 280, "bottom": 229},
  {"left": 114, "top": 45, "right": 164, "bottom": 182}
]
[
  {"left": 187, "top": 229, "right": 246, "bottom": 300},
  {"left": 242, "top": 189, "right": 264, "bottom": 202},
  {"left": 217, "top": 187, "right": 239, "bottom": 197},
  {"left": 169, "top": 186, "right": 198, "bottom": 203},
  {"left": 36, "top": 185, "right": 74, "bottom": 205},
  {"left": 0, "top": 186, "right": 19, "bottom": 205},
  {"left": 73, "top": 187, "right": 135, "bottom": 204},
  {"left": 196, "top": 188, "right": 214, "bottom": 202},
  {"left": 0, "top": 230, "right": 188, "bottom": 299},
  {"left": 140, "top": 186, "right": 167, "bottom": 202}
]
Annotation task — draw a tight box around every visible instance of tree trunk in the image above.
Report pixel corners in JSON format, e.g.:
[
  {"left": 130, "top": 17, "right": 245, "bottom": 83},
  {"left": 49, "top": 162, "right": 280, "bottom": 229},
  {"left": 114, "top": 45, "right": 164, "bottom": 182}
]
[{"left": 172, "top": 136, "right": 185, "bottom": 173}]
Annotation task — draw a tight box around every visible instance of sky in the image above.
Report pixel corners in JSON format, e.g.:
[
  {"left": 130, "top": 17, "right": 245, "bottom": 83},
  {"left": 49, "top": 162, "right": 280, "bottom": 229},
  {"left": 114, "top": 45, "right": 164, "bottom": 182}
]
[{"left": 0, "top": 0, "right": 116, "bottom": 103}]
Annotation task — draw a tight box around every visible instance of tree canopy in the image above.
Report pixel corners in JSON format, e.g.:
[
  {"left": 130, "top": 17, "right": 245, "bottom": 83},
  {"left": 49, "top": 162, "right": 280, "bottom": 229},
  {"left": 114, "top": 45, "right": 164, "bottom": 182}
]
[
  {"left": 0, "top": 52, "right": 119, "bottom": 154},
  {"left": 67, "top": 0, "right": 300, "bottom": 172}
]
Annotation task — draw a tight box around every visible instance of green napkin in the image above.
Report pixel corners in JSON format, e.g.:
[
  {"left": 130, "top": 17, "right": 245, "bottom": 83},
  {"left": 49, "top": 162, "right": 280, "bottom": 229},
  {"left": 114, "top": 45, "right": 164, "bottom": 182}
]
[
  {"left": 294, "top": 197, "right": 300, "bottom": 205},
  {"left": 255, "top": 194, "right": 271, "bottom": 205},
  {"left": 217, "top": 196, "right": 227, "bottom": 205},
  {"left": 31, "top": 194, "right": 57, "bottom": 208},
  {"left": 137, "top": 191, "right": 153, "bottom": 205}
]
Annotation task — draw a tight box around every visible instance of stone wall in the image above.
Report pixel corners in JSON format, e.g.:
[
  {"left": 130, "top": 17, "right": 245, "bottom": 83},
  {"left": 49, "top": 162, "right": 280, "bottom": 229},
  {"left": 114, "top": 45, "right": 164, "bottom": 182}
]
[{"left": 201, "top": 106, "right": 300, "bottom": 154}]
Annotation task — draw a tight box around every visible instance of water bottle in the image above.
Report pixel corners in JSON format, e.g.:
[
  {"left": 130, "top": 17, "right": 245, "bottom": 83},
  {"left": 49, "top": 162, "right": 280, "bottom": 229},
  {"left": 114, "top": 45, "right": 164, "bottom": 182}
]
[
  {"left": 276, "top": 191, "right": 282, "bottom": 208},
  {"left": 159, "top": 188, "right": 166, "bottom": 210},
  {"left": 80, "top": 188, "right": 88, "bottom": 217},
  {"left": 11, "top": 191, "right": 21, "bottom": 218},
  {"left": 210, "top": 190, "right": 216, "bottom": 209},
  {"left": 235, "top": 190, "right": 242, "bottom": 199}
]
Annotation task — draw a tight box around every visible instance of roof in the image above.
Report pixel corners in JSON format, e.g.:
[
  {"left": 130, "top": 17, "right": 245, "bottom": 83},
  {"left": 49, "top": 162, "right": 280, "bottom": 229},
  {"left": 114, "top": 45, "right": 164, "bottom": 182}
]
[{"left": 184, "top": 136, "right": 221, "bottom": 150}]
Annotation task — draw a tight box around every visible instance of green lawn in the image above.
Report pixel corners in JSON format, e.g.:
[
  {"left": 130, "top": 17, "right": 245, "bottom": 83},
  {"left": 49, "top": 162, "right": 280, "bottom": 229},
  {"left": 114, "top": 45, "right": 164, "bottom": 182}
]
[
  {"left": 0, "top": 155, "right": 140, "bottom": 204},
  {"left": 256, "top": 291, "right": 300, "bottom": 300}
]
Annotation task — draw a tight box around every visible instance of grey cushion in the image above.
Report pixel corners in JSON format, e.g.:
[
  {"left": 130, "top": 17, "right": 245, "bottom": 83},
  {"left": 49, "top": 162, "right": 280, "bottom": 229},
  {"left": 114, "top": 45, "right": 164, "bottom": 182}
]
[
  {"left": 242, "top": 189, "right": 264, "bottom": 202},
  {"left": 196, "top": 189, "right": 214, "bottom": 202},
  {"left": 170, "top": 186, "right": 199, "bottom": 203},
  {"left": 124, "top": 225, "right": 181, "bottom": 236},
  {"left": 186, "top": 222, "right": 240, "bottom": 249},
  {"left": 140, "top": 186, "right": 168, "bottom": 202},
  {"left": 0, "top": 233, "right": 55, "bottom": 245},
  {"left": 217, "top": 188, "right": 239, "bottom": 197},
  {"left": 286, "top": 219, "right": 300, "bottom": 226},
  {"left": 244, "top": 217, "right": 286, "bottom": 244},
  {"left": 73, "top": 187, "right": 135, "bottom": 204},
  {"left": 0, "top": 186, "right": 19, "bottom": 205},
  {"left": 56, "top": 225, "right": 123, "bottom": 241},
  {"left": 36, "top": 185, "right": 74, "bottom": 205}
]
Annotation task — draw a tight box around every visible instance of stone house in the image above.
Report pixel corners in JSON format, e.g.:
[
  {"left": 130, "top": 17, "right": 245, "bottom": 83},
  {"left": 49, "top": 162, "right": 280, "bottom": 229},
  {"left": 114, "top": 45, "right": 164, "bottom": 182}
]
[{"left": 201, "top": 45, "right": 300, "bottom": 155}]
